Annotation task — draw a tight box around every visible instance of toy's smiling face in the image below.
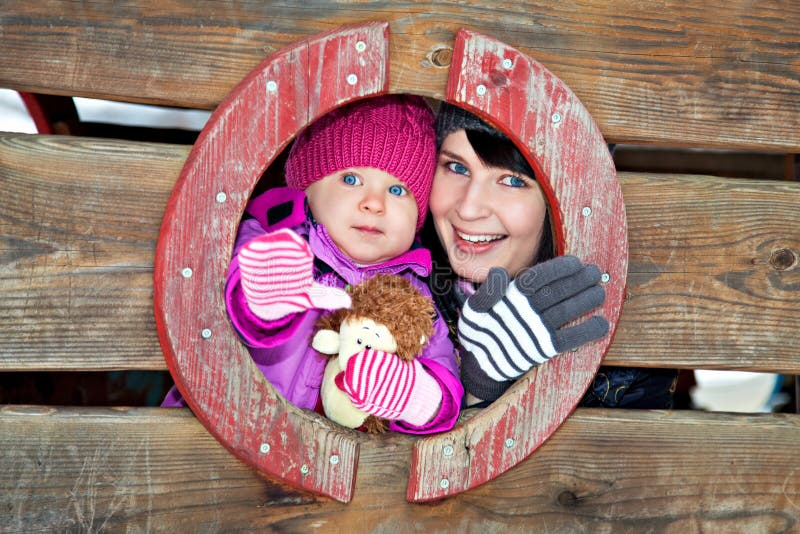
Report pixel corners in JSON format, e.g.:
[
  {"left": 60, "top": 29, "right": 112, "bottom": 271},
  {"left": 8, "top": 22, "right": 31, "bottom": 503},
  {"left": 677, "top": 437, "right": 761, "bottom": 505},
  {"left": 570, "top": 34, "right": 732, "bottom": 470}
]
[{"left": 338, "top": 317, "right": 397, "bottom": 368}]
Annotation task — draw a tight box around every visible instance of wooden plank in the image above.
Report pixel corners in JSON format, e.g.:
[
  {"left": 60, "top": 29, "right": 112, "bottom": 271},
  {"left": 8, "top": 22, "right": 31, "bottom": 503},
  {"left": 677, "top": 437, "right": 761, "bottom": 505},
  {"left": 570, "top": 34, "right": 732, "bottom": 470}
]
[
  {"left": 0, "top": 134, "right": 187, "bottom": 370},
  {"left": 2, "top": 134, "right": 799, "bottom": 373},
  {"left": 1, "top": 406, "right": 797, "bottom": 530},
  {"left": 1, "top": 1, "right": 799, "bottom": 151},
  {"left": 611, "top": 173, "right": 800, "bottom": 371}
]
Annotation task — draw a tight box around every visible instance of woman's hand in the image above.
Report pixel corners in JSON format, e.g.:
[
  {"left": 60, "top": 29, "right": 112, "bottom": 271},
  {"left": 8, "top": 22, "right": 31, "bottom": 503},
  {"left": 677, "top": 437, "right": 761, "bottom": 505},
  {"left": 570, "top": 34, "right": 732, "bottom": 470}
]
[
  {"left": 238, "top": 228, "right": 350, "bottom": 320},
  {"left": 336, "top": 349, "right": 442, "bottom": 426},
  {"left": 457, "top": 255, "right": 609, "bottom": 382}
]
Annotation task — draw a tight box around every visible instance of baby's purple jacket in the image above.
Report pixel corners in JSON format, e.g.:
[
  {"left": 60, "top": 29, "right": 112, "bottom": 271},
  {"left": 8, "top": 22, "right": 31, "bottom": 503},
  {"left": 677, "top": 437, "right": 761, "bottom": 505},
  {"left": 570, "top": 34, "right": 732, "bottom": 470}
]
[{"left": 162, "top": 188, "right": 463, "bottom": 435}]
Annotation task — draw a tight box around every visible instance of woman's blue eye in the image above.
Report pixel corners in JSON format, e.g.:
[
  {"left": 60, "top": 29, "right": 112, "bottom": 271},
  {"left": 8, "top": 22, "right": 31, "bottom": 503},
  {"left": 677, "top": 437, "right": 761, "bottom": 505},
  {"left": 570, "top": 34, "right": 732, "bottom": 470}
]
[
  {"left": 501, "top": 175, "right": 527, "bottom": 188},
  {"left": 388, "top": 184, "right": 407, "bottom": 196},
  {"left": 342, "top": 174, "right": 361, "bottom": 186},
  {"left": 447, "top": 162, "right": 469, "bottom": 175}
]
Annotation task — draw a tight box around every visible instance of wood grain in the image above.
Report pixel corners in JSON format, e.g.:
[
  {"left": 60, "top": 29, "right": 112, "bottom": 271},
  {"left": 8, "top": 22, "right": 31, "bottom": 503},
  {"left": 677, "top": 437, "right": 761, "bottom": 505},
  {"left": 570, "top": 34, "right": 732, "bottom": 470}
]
[
  {"left": 612, "top": 173, "right": 800, "bottom": 371},
  {"left": 2, "top": 2, "right": 799, "bottom": 524},
  {"left": 1, "top": 406, "right": 797, "bottom": 531},
  {"left": 0, "top": 134, "right": 187, "bottom": 370},
  {"left": 407, "top": 28, "right": 628, "bottom": 501},
  {"left": 1, "top": 1, "right": 799, "bottom": 151},
  {"left": 153, "top": 22, "right": 390, "bottom": 503},
  {"left": 2, "top": 133, "right": 798, "bottom": 373}
]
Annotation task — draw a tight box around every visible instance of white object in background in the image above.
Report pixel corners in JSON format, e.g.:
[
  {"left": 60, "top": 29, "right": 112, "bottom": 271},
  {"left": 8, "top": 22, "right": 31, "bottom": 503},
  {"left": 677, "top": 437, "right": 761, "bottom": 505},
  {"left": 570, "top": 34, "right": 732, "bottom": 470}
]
[
  {"left": 74, "top": 97, "right": 210, "bottom": 130},
  {"left": 0, "top": 89, "right": 211, "bottom": 134},
  {"left": 0, "top": 89, "right": 37, "bottom": 133},
  {"left": 691, "top": 370, "right": 783, "bottom": 413}
]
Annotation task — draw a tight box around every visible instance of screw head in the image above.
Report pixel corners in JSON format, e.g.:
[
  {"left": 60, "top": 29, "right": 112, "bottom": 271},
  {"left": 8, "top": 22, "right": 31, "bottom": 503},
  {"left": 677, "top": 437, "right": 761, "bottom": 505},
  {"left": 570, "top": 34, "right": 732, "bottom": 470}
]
[
  {"left": 505, "top": 438, "right": 515, "bottom": 448},
  {"left": 346, "top": 74, "right": 358, "bottom": 85},
  {"left": 215, "top": 191, "right": 227, "bottom": 203},
  {"left": 502, "top": 58, "right": 513, "bottom": 69},
  {"left": 439, "top": 478, "right": 450, "bottom": 489},
  {"left": 181, "top": 267, "right": 193, "bottom": 278},
  {"left": 259, "top": 443, "right": 270, "bottom": 454},
  {"left": 266, "top": 80, "right": 277, "bottom": 92},
  {"left": 300, "top": 464, "right": 310, "bottom": 475},
  {"left": 476, "top": 84, "right": 487, "bottom": 96},
  {"left": 329, "top": 455, "right": 340, "bottom": 465},
  {"left": 355, "top": 40, "right": 366, "bottom": 52},
  {"left": 601, "top": 273, "right": 611, "bottom": 283},
  {"left": 201, "top": 328, "right": 212, "bottom": 339},
  {"left": 552, "top": 112, "right": 562, "bottom": 123},
  {"left": 582, "top": 206, "right": 592, "bottom": 217},
  {"left": 443, "top": 445, "right": 454, "bottom": 457}
]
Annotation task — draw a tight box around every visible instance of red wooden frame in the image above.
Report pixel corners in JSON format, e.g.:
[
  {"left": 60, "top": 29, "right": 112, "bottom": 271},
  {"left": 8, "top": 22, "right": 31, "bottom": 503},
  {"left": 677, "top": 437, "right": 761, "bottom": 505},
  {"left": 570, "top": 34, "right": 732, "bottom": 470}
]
[
  {"left": 153, "top": 23, "right": 626, "bottom": 504},
  {"left": 154, "top": 22, "right": 390, "bottom": 503},
  {"left": 407, "top": 29, "right": 627, "bottom": 501}
]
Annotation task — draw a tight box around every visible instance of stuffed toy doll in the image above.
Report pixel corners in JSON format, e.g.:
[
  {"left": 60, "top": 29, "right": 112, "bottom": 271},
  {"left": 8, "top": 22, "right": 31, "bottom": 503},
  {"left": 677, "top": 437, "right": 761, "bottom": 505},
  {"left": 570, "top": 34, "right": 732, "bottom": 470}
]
[{"left": 312, "top": 274, "right": 435, "bottom": 433}]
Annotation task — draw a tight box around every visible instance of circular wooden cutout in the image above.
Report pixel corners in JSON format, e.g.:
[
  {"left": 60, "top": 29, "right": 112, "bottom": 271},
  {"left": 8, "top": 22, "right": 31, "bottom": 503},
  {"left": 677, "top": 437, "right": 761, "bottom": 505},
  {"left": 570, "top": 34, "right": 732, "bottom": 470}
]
[{"left": 153, "top": 23, "right": 627, "bottom": 504}]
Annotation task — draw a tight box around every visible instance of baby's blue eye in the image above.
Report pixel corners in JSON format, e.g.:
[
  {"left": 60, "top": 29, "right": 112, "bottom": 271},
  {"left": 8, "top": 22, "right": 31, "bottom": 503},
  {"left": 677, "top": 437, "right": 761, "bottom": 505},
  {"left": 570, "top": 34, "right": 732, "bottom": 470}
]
[
  {"left": 342, "top": 174, "right": 361, "bottom": 186},
  {"left": 447, "top": 162, "right": 469, "bottom": 175},
  {"left": 501, "top": 175, "right": 527, "bottom": 188},
  {"left": 388, "top": 184, "right": 407, "bottom": 196}
]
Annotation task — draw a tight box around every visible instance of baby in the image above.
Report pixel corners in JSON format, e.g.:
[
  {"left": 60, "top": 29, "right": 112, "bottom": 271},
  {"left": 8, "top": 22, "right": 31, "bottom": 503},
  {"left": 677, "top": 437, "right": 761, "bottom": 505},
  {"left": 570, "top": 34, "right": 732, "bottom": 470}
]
[{"left": 163, "top": 95, "right": 463, "bottom": 434}]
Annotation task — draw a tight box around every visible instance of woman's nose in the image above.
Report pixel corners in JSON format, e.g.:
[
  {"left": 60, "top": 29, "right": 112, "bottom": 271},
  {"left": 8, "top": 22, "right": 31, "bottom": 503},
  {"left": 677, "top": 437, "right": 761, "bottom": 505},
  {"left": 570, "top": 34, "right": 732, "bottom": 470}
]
[{"left": 455, "top": 180, "right": 490, "bottom": 220}]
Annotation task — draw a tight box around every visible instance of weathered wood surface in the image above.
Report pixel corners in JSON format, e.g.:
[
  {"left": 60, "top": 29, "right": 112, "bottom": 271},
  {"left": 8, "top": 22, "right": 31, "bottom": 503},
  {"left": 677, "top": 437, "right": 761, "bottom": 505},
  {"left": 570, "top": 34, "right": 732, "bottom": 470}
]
[
  {"left": 154, "top": 22, "right": 391, "bottom": 503},
  {"left": 408, "top": 28, "right": 628, "bottom": 501},
  {"left": 621, "top": 173, "right": 800, "bottom": 371},
  {"left": 2, "top": 1, "right": 799, "bottom": 151},
  {"left": 0, "top": 134, "right": 183, "bottom": 370},
  {"left": 1, "top": 406, "right": 797, "bottom": 531},
  {"left": 2, "top": 133, "right": 798, "bottom": 373}
]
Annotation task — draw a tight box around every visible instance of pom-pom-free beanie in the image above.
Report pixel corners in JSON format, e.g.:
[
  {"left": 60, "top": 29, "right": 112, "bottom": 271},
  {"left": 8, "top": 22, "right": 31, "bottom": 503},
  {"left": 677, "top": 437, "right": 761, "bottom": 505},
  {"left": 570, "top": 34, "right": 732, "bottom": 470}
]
[{"left": 285, "top": 95, "right": 436, "bottom": 231}]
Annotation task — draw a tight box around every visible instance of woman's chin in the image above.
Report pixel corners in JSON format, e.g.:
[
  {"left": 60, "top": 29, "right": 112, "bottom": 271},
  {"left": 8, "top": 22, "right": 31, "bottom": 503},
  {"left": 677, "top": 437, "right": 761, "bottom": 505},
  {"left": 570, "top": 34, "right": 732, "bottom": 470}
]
[
  {"left": 449, "top": 244, "right": 506, "bottom": 283},
  {"left": 451, "top": 260, "right": 493, "bottom": 283}
]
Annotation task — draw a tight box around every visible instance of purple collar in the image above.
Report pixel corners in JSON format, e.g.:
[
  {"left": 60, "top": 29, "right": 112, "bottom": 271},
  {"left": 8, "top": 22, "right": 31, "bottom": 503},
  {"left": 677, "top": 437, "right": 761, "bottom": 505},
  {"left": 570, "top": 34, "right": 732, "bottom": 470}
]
[{"left": 308, "top": 223, "right": 431, "bottom": 286}]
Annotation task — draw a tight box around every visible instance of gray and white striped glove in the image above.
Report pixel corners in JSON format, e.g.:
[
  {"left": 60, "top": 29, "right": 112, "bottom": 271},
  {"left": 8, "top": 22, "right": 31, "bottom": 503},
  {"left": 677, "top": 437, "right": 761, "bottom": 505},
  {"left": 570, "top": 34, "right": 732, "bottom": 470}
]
[{"left": 457, "top": 256, "right": 609, "bottom": 382}]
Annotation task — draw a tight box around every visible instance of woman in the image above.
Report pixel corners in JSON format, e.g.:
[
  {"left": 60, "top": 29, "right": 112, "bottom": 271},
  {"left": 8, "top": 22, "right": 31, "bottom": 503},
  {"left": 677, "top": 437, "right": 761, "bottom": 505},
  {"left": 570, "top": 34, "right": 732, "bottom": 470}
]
[{"left": 423, "top": 103, "right": 677, "bottom": 408}]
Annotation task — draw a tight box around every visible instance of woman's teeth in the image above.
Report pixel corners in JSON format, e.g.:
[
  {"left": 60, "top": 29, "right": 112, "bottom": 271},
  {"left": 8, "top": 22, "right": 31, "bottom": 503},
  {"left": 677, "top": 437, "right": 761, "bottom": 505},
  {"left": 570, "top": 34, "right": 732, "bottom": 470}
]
[{"left": 456, "top": 231, "right": 504, "bottom": 243}]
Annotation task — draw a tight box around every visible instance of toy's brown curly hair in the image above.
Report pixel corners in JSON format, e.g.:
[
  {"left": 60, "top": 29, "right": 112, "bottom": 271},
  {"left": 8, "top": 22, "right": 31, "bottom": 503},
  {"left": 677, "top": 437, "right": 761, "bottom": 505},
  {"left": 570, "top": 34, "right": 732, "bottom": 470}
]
[{"left": 315, "top": 274, "right": 435, "bottom": 361}]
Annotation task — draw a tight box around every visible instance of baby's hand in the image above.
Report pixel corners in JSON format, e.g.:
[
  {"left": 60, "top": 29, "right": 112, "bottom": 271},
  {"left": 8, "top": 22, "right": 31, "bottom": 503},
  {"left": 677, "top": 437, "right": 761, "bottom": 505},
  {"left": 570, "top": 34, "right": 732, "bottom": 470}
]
[
  {"left": 336, "top": 349, "right": 441, "bottom": 426},
  {"left": 238, "top": 228, "right": 350, "bottom": 321}
]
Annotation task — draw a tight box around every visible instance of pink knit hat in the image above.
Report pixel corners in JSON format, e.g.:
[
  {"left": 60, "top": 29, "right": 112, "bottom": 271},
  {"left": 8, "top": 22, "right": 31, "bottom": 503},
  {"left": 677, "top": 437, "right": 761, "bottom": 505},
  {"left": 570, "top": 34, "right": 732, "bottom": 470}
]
[{"left": 285, "top": 94, "right": 436, "bottom": 231}]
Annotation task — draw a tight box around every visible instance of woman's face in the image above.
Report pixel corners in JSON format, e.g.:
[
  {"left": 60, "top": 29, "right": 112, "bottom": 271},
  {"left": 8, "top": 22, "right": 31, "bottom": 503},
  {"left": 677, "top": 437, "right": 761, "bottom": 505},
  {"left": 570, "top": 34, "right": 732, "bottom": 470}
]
[{"left": 429, "top": 129, "right": 548, "bottom": 283}]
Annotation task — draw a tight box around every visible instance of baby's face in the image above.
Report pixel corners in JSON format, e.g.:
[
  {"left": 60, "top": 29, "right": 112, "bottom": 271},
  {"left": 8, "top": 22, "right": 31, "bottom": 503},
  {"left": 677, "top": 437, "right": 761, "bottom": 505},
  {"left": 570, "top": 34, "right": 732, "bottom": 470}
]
[{"left": 305, "top": 167, "right": 419, "bottom": 265}]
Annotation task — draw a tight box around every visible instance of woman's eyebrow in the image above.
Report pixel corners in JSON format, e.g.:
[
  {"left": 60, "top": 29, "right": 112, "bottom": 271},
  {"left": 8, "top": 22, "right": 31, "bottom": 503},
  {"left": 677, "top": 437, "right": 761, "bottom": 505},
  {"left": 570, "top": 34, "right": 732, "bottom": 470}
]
[{"left": 439, "top": 150, "right": 465, "bottom": 161}]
